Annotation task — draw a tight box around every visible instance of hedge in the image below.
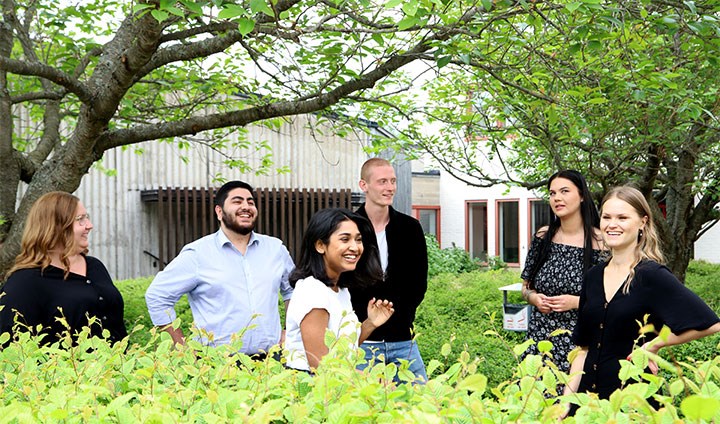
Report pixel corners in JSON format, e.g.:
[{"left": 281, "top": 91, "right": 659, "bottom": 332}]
[{"left": 1, "top": 261, "right": 719, "bottom": 421}]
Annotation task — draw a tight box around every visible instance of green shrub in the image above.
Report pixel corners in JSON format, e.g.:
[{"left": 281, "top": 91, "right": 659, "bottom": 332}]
[
  {"left": 415, "top": 268, "right": 525, "bottom": 387},
  {"left": 116, "top": 260, "right": 720, "bottom": 395},
  {"left": 116, "top": 277, "right": 193, "bottom": 346},
  {"left": 1, "top": 326, "right": 719, "bottom": 422},
  {"left": 2, "top": 261, "right": 720, "bottom": 421},
  {"left": 425, "top": 234, "right": 481, "bottom": 277}
]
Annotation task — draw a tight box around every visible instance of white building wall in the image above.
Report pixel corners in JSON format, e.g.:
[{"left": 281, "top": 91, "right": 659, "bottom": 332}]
[
  {"left": 691, "top": 223, "right": 720, "bottom": 263},
  {"left": 439, "top": 171, "right": 542, "bottom": 267}
]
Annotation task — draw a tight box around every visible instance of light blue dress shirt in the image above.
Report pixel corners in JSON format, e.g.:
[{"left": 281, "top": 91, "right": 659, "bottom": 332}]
[{"left": 145, "top": 229, "right": 294, "bottom": 353}]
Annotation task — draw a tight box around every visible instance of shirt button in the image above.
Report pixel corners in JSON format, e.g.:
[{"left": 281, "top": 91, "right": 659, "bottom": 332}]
[
  {"left": 593, "top": 364, "right": 597, "bottom": 370},
  {"left": 86, "top": 280, "right": 91, "bottom": 284},
  {"left": 98, "top": 296, "right": 104, "bottom": 301},
  {"left": 597, "top": 342, "right": 601, "bottom": 348},
  {"left": 604, "top": 302, "right": 608, "bottom": 309},
  {"left": 102, "top": 316, "right": 108, "bottom": 320},
  {"left": 599, "top": 323, "right": 604, "bottom": 329},
  {"left": 592, "top": 383, "right": 596, "bottom": 389}
]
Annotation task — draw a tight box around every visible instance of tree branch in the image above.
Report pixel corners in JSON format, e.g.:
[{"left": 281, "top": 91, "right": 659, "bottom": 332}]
[{"left": 0, "top": 56, "right": 91, "bottom": 103}]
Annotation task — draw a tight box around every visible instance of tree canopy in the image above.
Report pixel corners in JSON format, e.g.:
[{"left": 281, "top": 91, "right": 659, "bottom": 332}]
[
  {"left": 0, "top": 0, "right": 501, "bottom": 273},
  {"left": 1, "top": 0, "right": 718, "bottom": 279},
  {"left": 377, "top": 0, "right": 720, "bottom": 280}
]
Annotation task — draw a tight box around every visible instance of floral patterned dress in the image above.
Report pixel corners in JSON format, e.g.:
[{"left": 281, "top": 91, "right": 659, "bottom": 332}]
[{"left": 521, "top": 236, "right": 602, "bottom": 372}]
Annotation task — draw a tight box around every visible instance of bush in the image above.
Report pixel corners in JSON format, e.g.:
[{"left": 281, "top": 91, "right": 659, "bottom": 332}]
[
  {"left": 2, "top": 261, "right": 720, "bottom": 421},
  {"left": 415, "top": 268, "right": 525, "bottom": 387},
  {"left": 116, "top": 277, "right": 193, "bottom": 346},
  {"left": 1, "top": 327, "right": 719, "bottom": 422},
  {"left": 425, "top": 234, "right": 481, "bottom": 277}
]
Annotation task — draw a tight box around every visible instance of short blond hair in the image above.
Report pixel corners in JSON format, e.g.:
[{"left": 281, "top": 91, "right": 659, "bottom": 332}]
[{"left": 360, "top": 158, "right": 392, "bottom": 181}]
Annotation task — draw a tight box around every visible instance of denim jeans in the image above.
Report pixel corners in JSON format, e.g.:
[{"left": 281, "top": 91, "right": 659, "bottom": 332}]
[{"left": 357, "top": 340, "right": 427, "bottom": 384}]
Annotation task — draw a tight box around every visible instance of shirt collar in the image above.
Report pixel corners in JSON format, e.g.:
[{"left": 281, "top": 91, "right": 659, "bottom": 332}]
[{"left": 216, "top": 228, "right": 259, "bottom": 249}]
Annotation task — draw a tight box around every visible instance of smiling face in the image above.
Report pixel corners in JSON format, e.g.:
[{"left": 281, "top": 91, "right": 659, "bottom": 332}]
[
  {"left": 360, "top": 164, "right": 396, "bottom": 208},
  {"left": 315, "top": 219, "right": 364, "bottom": 283},
  {"left": 600, "top": 196, "right": 648, "bottom": 251},
  {"left": 73, "top": 201, "right": 93, "bottom": 253},
  {"left": 216, "top": 187, "right": 257, "bottom": 235},
  {"left": 548, "top": 177, "right": 583, "bottom": 219}
]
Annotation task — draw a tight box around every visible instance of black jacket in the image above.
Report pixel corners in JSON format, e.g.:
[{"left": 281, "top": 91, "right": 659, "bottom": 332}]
[{"left": 349, "top": 204, "right": 428, "bottom": 341}]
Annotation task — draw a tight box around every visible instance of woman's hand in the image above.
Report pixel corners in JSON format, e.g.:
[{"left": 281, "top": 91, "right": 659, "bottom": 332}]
[
  {"left": 359, "top": 298, "right": 395, "bottom": 345},
  {"left": 530, "top": 292, "right": 553, "bottom": 314},
  {"left": 366, "top": 298, "right": 394, "bottom": 328},
  {"left": 626, "top": 342, "right": 660, "bottom": 375},
  {"left": 546, "top": 294, "right": 580, "bottom": 313}
]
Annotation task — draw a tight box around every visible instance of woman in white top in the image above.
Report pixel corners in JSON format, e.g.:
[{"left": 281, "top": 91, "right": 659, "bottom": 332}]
[{"left": 285, "top": 208, "right": 394, "bottom": 371}]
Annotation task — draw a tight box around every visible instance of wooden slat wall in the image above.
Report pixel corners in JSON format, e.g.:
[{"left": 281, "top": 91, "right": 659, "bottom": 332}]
[{"left": 156, "top": 187, "right": 352, "bottom": 268}]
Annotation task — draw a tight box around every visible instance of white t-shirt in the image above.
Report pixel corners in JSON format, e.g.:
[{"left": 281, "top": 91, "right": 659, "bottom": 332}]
[
  {"left": 376, "top": 230, "right": 388, "bottom": 272},
  {"left": 284, "top": 277, "right": 360, "bottom": 371}
]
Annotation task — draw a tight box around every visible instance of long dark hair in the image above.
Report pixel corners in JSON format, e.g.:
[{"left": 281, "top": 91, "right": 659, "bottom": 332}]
[
  {"left": 527, "top": 170, "right": 600, "bottom": 289},
  {"left": 290, "top": 208, "right": 383, "bottom": 289}
]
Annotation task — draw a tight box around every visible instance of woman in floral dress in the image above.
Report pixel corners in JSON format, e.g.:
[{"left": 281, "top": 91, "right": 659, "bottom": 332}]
[{"left": 521, "top": 170, "right": 602, "bottom": 372}]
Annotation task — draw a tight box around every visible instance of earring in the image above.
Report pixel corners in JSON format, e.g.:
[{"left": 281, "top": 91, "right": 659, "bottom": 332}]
[{"left": 638, "top": 229, "right": 644, "bottom": 240}]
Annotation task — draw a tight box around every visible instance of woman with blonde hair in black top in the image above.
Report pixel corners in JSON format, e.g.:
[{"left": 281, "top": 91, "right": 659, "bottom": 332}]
[{"left": 565, "top": 186, "right": 720, "bottom": 410}]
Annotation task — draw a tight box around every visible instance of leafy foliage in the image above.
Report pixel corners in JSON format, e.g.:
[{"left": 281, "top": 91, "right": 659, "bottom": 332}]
[
  {"left": 366, "top": 0, "right": 720, "bottom": 281},
  {"left": 1, "top": 319, "right": 720, "bottom": 421},
  {"left": 2, "top": 261, "right": 719, "bottom": 421},
  {"left": 425, "top": 234, "right": 482, "bottom": 277}
]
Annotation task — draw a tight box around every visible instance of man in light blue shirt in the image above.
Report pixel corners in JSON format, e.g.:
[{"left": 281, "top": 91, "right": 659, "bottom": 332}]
[{"left": 145, "top": 180, "right": 294, "bottom": 356}]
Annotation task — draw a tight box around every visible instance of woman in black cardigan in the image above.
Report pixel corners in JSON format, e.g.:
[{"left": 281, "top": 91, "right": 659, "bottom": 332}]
[{"left": 1, "top": 192, "right": 127, "bottom": 346}]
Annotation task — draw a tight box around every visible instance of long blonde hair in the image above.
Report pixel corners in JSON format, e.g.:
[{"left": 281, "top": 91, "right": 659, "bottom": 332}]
[
  {"left": 6, "top": 192, "right": 83, "bottom": 279},
  {"left": 601, "top": 186, "right": 664, "bottom": 293}
]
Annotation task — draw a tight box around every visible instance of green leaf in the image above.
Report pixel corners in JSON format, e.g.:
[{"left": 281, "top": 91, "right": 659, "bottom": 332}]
[
  {"left": 250, "top": 0, "right": 274, "bottom": 17},
  {"left": 441, "top": 343, "right": 452, "bottom": 357},
  {"left": 437, "top": 55, "right": 452, "bottom": 68},
  {"left": 587, "top": 97, "right": 607, "bottom": 104},
  {"left": 668, "top": 379, "right": 685, "bottom": 397},
  {"left": 165, "top": 6, "right": 186, "bottom": 18},
  {"left": 384, "top": 0, "right": 403, "bottom": 8},
  {"left": 218, "top": 4, "right": 247, "bottom": 19},
  {"left": 397, "top": 16, "right": 418, "bottom": 30},
  {"left": 402, "top": 1, "right": 418, "bottom": 16},
  {"left": 456, "top": 374, "right": 487, "bottom": 393},
  {"left": 681, "top": 395, "right": 720, "bottom": 420},
  {"left": 150, "top": 9, "right": 169, "bottom": 22},
  {"left": 181, "top": 0, "right": 204, "bottom": 15},
  {"left": 537, "top": 340, "right": 553, "bottom": 353},
  {"left": 480, "top": 0, "right": 492, "bottom": 11},
  {"left": 132, "top": 4, "right": 155, "bottom": 13},
  {"left": 238, "top": 18, "right": 255, "bottom": 36},
  {"left": 513, "top": 339, "right": 534, "bottom": 356},
  {"left": 565, "top": 2, "right": 582, "bottom": 12}
]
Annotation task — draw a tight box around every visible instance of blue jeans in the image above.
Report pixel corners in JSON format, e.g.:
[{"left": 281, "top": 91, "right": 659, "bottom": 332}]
[{"left": 357, "top": 340, "right": 427, "bottom": 384}]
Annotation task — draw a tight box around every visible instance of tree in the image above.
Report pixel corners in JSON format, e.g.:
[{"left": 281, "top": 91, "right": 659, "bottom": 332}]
[
  {"left": 383, "top": 0, "right": 720, "bottom": 281},
  {"left": 0, "top": 0, "right": 526, "bottom": 274}
]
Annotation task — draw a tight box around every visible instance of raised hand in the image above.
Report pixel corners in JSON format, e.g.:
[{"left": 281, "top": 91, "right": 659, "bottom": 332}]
[{"left": 366, "top": 298, "right": 394, "bottom": 328}]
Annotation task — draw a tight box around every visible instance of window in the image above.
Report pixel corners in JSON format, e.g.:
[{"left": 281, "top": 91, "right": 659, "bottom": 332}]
[
  {"left": 529, "top": 199, "right": 553, "bottom": 237},
  {"left": 466, "top": 201, "right": 488, "bottom": 261},
  {"left": 412, "top": 206, "right": 441, "bottom": 243},
  {"left": 497, "top": 200, "right": 519, "bottom": 264}
]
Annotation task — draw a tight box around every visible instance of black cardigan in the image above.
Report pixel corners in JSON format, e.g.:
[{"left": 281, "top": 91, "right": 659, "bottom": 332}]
[
  {"left": 0, "top": 256, "right": 128, "bottom": 346},
  {"left": 350, "top": 205, "right": 428, "bottom": 342}
]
